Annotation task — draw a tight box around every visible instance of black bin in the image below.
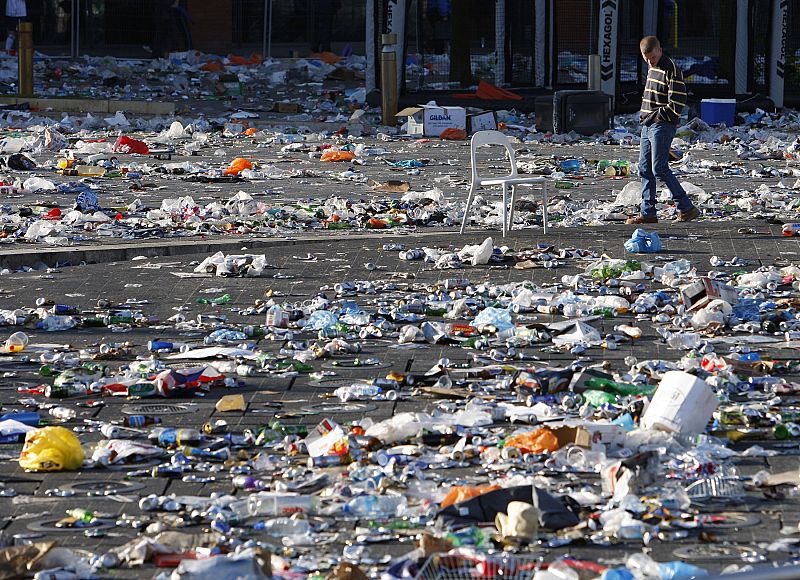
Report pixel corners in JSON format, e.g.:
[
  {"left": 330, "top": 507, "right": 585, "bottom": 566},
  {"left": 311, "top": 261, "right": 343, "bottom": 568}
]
[{"left": 553, "top": 90, "right": 612, "bottom": 135}]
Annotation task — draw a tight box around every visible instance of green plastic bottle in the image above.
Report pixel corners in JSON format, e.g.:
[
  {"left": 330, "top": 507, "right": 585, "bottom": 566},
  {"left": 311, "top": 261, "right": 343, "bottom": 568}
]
[
  {"left": 584, "top": 377, "right": 656, "bottom": 397},
  {"left": 582, "top": 389, "right": 617, "bottom": 406},
  {"left": 197, "top": 293, "right": 231, "bottom": 305}
]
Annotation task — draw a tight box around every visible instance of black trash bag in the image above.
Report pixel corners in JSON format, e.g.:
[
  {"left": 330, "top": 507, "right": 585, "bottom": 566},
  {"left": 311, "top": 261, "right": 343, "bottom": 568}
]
[
  {"left": 7, "top": 153, "right": 36, "bottom": 171},
  {"left": 436, "top": 485, "right": 580, "bottom": 531}
]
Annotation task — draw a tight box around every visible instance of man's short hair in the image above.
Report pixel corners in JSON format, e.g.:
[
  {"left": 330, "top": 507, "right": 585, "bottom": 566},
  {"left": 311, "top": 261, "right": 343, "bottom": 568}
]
[{"left": 640, "top": 36, "right": 660, "bottom": 54}]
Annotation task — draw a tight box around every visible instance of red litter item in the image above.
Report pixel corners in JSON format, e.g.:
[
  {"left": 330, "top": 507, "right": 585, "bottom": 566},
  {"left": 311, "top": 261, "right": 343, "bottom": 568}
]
[
  {"left": 43, "top": 207, "right": 62, "bottom": 220},
  {"left": 113, "top": 136, "right": 150, "bottom": 155},
  {"left": 153, "top": 552, "right": 199, "bottom": 567}
]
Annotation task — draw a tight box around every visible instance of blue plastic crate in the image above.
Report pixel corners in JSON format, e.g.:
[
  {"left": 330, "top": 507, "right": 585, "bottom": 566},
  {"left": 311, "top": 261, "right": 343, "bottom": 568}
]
[{"left": 700, "top": 98, "right": 736, "bottom": 126}]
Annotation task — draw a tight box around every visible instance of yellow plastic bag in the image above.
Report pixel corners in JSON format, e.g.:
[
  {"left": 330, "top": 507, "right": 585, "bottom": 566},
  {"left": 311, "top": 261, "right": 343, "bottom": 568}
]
[{"left": 19, "top": 426, "right": 84, "bottom": 471}]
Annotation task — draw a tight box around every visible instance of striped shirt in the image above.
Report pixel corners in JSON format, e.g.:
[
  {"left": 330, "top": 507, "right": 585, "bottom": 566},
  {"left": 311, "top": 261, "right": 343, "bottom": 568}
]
[{"left": 640, "top": 54, "right": 686, "bottom": 125}]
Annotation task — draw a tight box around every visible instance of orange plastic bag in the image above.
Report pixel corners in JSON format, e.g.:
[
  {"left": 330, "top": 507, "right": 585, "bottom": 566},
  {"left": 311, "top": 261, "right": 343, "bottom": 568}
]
[
  {"left": 223, "top": 157, "right": 253, "bottom": 176},
  {"left": 201, "top": 61, "right": 225, "bottom": 72},
  {"left": 320, "top": 150, "right": 356, "bottom": 162},
  {"left": 503, "top": 427, "right": 559, "bottom": 454},
  {"left": 309, "top": 51, "right": 341, "bottom": 64},
  {"left": 366, "top": 217, "right": 387, "bottom": 229},
  {"left": 439, "top": 128, "right": 467, "bottom": 140},
  {"left": 440, "top": 484, "right": 501, "bottom": 508},
  {"left": 227, "top": 53, "right": 263, "bottom": 66}
]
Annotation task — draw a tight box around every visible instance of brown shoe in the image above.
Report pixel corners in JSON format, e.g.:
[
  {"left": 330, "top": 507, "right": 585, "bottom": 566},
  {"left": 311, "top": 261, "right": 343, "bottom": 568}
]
[
  {"left": 676, "top": 206, "right": 700, "bottom": 222},
  {"left": 626, "top": 215, "right": 658, "bottom": 224}
]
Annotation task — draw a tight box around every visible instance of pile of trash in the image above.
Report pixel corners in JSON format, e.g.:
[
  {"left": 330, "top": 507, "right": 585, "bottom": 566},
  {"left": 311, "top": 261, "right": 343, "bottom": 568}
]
[{"left": 2, "top": 231, "right": 800, "bottom": 577}]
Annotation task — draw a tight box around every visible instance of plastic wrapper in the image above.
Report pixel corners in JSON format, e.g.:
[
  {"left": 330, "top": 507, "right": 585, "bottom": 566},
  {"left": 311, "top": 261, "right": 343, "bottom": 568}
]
[
  {"left": 19, "top": 426, "right": 84, "bottom": 471},
  {"left": 504, "top": 427, "right": 560, "bottom": 454}
]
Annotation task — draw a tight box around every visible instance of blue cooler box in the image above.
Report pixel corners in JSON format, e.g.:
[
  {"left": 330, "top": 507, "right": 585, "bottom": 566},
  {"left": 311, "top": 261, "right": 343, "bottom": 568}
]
[{"left": 700, "top": 98, "right": 736, "bottom": 126}]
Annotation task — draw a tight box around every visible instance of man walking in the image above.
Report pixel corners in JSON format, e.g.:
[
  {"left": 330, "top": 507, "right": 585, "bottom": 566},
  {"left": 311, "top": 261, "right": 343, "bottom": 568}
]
[
  {"left": 4, "top": 0, "right": 26, "bottom": 51},
  {"left": 627, "top": 36, "right": 700, "bottom": 225}
]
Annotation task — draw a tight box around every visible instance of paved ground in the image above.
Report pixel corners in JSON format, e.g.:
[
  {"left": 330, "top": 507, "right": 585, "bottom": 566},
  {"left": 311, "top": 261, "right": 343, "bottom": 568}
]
[{"left": 1, "top": 101, "right": 800, "bottom": 577}]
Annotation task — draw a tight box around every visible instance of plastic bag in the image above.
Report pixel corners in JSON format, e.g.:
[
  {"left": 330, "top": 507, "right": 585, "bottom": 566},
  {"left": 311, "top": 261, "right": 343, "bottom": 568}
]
[
  {"left": 320, "top": 150, "right": 356, "bottom": 162},
  {"left": 223, "top": 157, "right": 253, "bottom": 175},
  {"left": 504, "top": 427, "right": 559, "bottom": 454},
  {"left": 440, "top": 484, "right": 501, "bottom": 508},
  {"left": 113, "top": 135, "right": 149, "bottom": 155},
  {"left": 18, "top": 426, "right": 84, "bottom": 471},
  {"left": 624, "top": 228, "right": 662, "bottom": 253},
  {"left": 439, "top": 128, "right": 467, "bottom": 140},
  {"left": 7, "top": 153, "right": 36, "bottom": 170}
]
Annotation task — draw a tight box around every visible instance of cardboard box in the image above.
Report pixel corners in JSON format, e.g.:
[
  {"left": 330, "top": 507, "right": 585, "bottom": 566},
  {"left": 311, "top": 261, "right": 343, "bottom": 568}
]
[
  {"left": 551, "top": 422, "right": 627, "bottom": 451},
  {"left": 274, "top": 102, "right": 301, "bottom": 114},
  {"left": 680, "top": 277, "right": 738, "bottom": 311},
  {"left": 396, "top": 104, "right": 467, "bottom": 137},
  {"left": 468, "top": 110, "right": 498, "bottom": 133},
  {"left": 601, "top": 451, "right": 658, "bottom": 499}
]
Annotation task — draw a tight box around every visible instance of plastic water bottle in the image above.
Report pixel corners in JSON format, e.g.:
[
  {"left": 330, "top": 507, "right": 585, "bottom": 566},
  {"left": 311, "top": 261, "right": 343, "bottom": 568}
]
[
  {"left": 334, "top": 384, "right": 382, "bottom": 402},
  {"left": 399, "top": 249, "right": 424, "bottom": 260},
  {"left": 204, "top": 329, "right": 247, "bottom": 344},
  {"left": 342, "top": 495, "right": 407, "bottom": 517},
  {"left": 49, "top": 407, "right": 77, "bottom": 421},
  {"left": 254, "top": 517, "right": 311, "bottom": 536},
  {"left": 247, "top": 492, "right": 319, "bottom": 516},
  {"left": 36, "top": 315, "right": 78, "bottom": 332}
]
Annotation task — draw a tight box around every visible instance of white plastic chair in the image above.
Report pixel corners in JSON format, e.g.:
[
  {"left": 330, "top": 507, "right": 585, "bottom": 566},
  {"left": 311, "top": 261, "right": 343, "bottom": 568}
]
[{"left": 460, "top": 130, "right": 548, "bottom": 237}]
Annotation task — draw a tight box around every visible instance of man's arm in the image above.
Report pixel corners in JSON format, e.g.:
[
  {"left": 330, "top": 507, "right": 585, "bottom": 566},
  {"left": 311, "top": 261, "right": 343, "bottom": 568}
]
[{"left": 660, "top": 60, "right": 687, "bottom": 123}]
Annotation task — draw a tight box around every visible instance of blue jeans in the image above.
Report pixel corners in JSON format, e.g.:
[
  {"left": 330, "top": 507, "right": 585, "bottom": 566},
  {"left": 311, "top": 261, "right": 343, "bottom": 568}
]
[{"left": 638, "top": 122, "right": 693, "bottom": 216}]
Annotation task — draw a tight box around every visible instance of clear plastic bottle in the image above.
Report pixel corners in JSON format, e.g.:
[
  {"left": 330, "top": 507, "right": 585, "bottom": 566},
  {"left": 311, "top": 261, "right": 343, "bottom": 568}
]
[
  {"left": 204, "top": 329, "right": 247, "bottom": 344},
  {"left": 342, "top": 494, "right": 406, "bottom": 517},
  {"left": 49, "top": 406, "right": 77, "bottom": 421},
  {"left": 247, "top": 492, "right": 319, "bottom": 516},
  {"left": 399, "top": 249, "right": 424, "bottom": 260},
  {"left": 254, "top": 517, "right": 311, "bottom": 537},
  {"left": 36, "top": 315, "right": 78, "bottom": 332},
  {"left": 334, "top": 384, "right": 381, "bottom": 402}
]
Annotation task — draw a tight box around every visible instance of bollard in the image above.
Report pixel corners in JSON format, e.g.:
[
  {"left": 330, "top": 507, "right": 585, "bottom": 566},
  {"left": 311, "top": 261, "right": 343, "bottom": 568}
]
[
  {"left": 18, "top": 22, "right": 33, "bottom": 97},
  {"left": 587, "top": 54, "right": 600, "bottom": 91},
  {"left": 380, "top": 33, "right": 398, "bottom": 126}
]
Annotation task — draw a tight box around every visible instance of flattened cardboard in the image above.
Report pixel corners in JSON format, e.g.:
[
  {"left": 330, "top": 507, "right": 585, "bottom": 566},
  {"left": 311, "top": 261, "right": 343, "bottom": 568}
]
[{"left": 681, "top": 277, "right": 738, "bottom": 312}]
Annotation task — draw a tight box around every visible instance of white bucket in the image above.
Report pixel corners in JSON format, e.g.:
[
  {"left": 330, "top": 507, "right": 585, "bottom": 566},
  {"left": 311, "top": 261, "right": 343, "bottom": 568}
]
[{"left": 641, "top": 371, "right": 719, "bottom": 435}]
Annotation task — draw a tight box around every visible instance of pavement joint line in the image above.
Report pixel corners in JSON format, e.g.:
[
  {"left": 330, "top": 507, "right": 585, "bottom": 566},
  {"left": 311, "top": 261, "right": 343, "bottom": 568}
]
[{"left": 0, "top": 229, "right": 472, "bottom": 269}]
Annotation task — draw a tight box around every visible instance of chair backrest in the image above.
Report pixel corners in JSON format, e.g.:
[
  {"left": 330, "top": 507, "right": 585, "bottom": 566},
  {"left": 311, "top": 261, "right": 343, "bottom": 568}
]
[{"left": 469, "top": 130, "right": 519, "bottom": 183}]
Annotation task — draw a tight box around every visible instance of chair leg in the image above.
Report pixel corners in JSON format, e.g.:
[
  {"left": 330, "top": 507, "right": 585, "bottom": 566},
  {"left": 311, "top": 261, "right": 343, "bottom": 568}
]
[
  {"left": 507, "top": 183, "right": 517, "bottom": 233},
  {"left": 542, "top": 182, "right": 548, "bottom": 235},
  {"left": 501, "top": 183, "right": 508, "bottom": 238},
  {"left": 460, "top": 183, "right": 477, "bottom": 234}
]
